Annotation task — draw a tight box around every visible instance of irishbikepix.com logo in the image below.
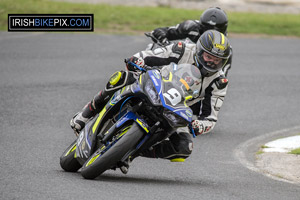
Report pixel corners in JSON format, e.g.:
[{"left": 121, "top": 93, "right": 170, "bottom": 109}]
[{"left": 8, "top": 14, "right": 94, "bottom": 31}]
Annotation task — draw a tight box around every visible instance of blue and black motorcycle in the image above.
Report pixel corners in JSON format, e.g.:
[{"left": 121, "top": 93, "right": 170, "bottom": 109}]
[{"left": 60, "top": 63, "right": 201, "bottom": 179}]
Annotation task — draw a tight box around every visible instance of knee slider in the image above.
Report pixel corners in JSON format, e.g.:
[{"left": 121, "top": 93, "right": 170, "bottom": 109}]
[
  {"left": 180, "top": 140, "right": 193, "bottom": 155},
  {"left": 109, "top": 71, "right": 123, "bottom": 86},
  {"left": 106, "top": 71, "right": 128, "bottom": 92}
]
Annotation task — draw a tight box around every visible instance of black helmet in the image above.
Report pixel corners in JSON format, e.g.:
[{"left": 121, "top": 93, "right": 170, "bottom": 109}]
[
  {"left": 200, "top": 7, "right": 228, "bottom": 35},
  {"left": 194, "top": 30, "right": 231, "bottom": 77}
]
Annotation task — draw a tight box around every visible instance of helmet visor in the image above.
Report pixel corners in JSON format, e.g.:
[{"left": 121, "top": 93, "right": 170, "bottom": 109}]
[{"left": 196, "top": 49, "right": 227, "bottom": 72}]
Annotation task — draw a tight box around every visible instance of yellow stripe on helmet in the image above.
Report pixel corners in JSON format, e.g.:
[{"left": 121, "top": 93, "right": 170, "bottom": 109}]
[{"left": 221, "top": 33, "right": 225, "bottom": 45}]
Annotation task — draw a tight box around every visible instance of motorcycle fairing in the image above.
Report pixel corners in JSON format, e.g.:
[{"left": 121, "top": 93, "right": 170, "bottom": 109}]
[
  {"left": 116, "top": 111, "right": 149, "bottom": 133},
  {"left": 75, "top": 86, "right": 148, "bottom": 164},
  {"left": 91, "top": 85, "right": 133, "bottom": 135},
  {"left": 75, "top": 116, "right": 99, "bottom": 163},
  {"left": 147, "top": 70, "right": 193, "bottom": 122}
]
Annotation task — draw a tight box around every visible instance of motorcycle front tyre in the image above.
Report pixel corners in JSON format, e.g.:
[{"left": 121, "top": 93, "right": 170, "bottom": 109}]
[
  {"left": 81, "top": 122, "right": 144, "bottom": 179},
  {"left": 60, "top": 140, "right": 82, "bottom": 172}
]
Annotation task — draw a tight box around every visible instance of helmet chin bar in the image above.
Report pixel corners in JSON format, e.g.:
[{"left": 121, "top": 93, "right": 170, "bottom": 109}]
[
  {"left": 200, "top": 66, "right": 215, "bottom": 77},
  {"left": 194, "top": 55, "right": 216, "bottom": 77}
]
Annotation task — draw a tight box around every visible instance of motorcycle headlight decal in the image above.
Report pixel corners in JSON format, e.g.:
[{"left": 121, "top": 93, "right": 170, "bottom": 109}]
[{"left": 145, "top": 79, "right": 161, "bottom": 105}]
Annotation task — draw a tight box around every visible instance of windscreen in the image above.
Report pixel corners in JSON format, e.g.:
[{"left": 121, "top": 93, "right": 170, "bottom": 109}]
[{"left": 160, "top": 63, "right": 202, "bottom": 108}]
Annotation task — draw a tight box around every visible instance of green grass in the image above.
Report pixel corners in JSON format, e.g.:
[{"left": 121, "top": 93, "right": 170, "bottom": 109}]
[
  {"left": 256, "top": 150, "right": 264, "bottom": 155},
  {"left": 290, "top": 148, "right": 300, "bottom": 155},
  {"left": 261, "top": 145, "right": 269, "bottom": 148},
  {"left": 1, "top": 0, "right": 300, "bottom": 37}
]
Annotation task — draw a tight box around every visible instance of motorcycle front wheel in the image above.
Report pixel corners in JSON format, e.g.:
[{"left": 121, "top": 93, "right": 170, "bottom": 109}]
[
  {"left": 80, "top": 122, "right": 144, "bottom": 179},
  {"left": 60, "top": 140, "right": 82, "bottom": 172}
]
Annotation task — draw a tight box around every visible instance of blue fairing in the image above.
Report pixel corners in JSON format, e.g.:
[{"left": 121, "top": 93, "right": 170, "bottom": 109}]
[
  {"left": 148, "top": 70, "right": 162, "bottom": 95},
  {"left": 116, "top": 111, "right": 149, "bottom": 132},
  {"left": 116, "top": 111, "right": 137, "bottom": 128},
  {"left": 131, "top": 81, "right": 142, "bottom": 93},
  {"left": 148, "top": 70, "right": 193, "bottom": 122}
]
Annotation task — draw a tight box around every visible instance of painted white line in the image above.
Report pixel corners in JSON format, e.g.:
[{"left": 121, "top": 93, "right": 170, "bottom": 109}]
[
  {"left": 233, "top": 125, "right": 300, "bottom": 185},
  {"left": 263, "top": 147, "right": 289, "bottom": 153},
  {"left": 264, "top": 135, "right": 300, "bottom": 152}
]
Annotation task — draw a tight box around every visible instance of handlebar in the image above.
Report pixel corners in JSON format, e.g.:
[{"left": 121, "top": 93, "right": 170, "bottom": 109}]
[
  {"left": 144, "top": 32, "right": 170, "bottom": 46},
  {"left": 127, "top": 61, "right": 148, "bottom": 72},
  {"left": 189, "top": 123, "right": 196, "bottom": 138}
]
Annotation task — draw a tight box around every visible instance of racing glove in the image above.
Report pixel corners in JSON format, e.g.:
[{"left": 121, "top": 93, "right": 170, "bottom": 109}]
[
  {"left": 125, "top": 56, "right": 145, "bottom": 72},
  {"left": 70, "top": 112, "right": 89, "bottom": 134},
  {"left": 152, "top": 28, "right": 167, "bottom": 42},
  {"left": 191, "top": 120, "right": 214, "bottom": 135}
]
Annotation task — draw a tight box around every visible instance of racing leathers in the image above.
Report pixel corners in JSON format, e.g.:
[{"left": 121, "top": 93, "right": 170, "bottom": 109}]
[
  {"left": 153, "top": 20, "right": 203, "bottom": 44},
  {"left": 71, "top": 41, "right": 231, "bottom": 160}
]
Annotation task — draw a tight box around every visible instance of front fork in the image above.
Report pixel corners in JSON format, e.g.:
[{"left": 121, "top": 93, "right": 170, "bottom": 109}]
[{"left": 119, "top": 121, "right": 176, "bottom": 166}]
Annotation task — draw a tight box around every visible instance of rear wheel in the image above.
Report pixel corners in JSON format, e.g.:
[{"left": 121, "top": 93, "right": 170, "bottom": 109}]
[
  {"left": 60, "top": 140, "right": 82, "bottom": 172},
  {"left": 81, "top": 123, "right": 144, "bottom": 179}
]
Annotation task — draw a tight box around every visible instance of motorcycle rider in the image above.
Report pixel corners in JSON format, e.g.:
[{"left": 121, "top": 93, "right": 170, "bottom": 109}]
[
  {"left": 151, "top": 7, "right": 228, "bottom": 44},
  {"left": 146, "top": 7, "right": 232, "bottom": 135},
  {"left": 70, "top": 30, "right": 232, "bottom": 169},
  {"left": 148, "top": 7, "right": 231, "bottom": 76}
]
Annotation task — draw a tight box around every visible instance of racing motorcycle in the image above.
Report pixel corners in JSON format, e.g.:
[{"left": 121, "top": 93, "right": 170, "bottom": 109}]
[{"left": 60, "top": 62, "right": 201, "bottom": 179}]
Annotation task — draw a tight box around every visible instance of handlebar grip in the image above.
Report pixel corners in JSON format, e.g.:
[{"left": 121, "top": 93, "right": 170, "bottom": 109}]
[{"left": 127, "top": 61, "right": 147, "bottom": 72}]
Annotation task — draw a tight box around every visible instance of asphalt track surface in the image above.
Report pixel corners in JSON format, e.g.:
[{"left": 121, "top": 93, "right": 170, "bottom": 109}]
[{"left": 1, "top": 32, "right": 300, "bottom": 200}]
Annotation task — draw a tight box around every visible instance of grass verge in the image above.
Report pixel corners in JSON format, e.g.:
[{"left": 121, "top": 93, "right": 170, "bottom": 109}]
[
  {"left": 1, "top": 0, "right": 300, "bottom": 37},
  {"left": 256, "top": 150, "right": 264, "bottom": 155},
  {"left": 290, "top": 148, "right": 300, "bottom": 155}
]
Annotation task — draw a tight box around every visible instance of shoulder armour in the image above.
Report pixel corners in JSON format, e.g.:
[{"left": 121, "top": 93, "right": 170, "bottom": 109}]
[
  {"left": 181, "top": 20, "right": 200, "bottom": 32},
  {"left": 215, "top": 76, "right": 228, "bottom": 89}
]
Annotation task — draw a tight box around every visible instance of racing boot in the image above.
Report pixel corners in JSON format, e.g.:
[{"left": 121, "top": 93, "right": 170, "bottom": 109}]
[{"left": 70, "top": 90, "right": 110, "bottom": 134}]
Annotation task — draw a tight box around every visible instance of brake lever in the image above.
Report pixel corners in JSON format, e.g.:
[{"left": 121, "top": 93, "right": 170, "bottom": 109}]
[
  {"left": 127, "top": 61, "right": 147, "bottom": 72},
  {"left": 144, "top": 32, "right": 158, "bottom": 43},
  {"left": 189, "top": 123, "right": 196, "bottom": 138},
  {"left": 160, "top": 38, "right": 170, "bottom": 46}
]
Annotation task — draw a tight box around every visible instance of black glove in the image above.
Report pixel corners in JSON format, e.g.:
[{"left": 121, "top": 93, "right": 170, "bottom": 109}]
[
  {"left": 152, "top": 28, "right": 167, "bottom": 42},
  {"left": 125, "top": 56, "right": 145, "bottom": 72}
]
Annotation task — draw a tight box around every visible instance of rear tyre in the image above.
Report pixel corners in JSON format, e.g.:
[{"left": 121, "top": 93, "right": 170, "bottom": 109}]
[
  {"left": 81, "top": 123, "right": 144, "bottom": 179},
  {"left": 60, "top": 140, "right": 82, "bottom": 172}
]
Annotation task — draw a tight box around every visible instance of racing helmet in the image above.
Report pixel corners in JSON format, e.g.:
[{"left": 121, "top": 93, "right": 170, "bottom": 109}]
[
  {"left": 200, "top": 7, "right": 228, "bottom": 35},
  {"left": 194, "top": 30, "right": 231, "bottom": 77}
]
